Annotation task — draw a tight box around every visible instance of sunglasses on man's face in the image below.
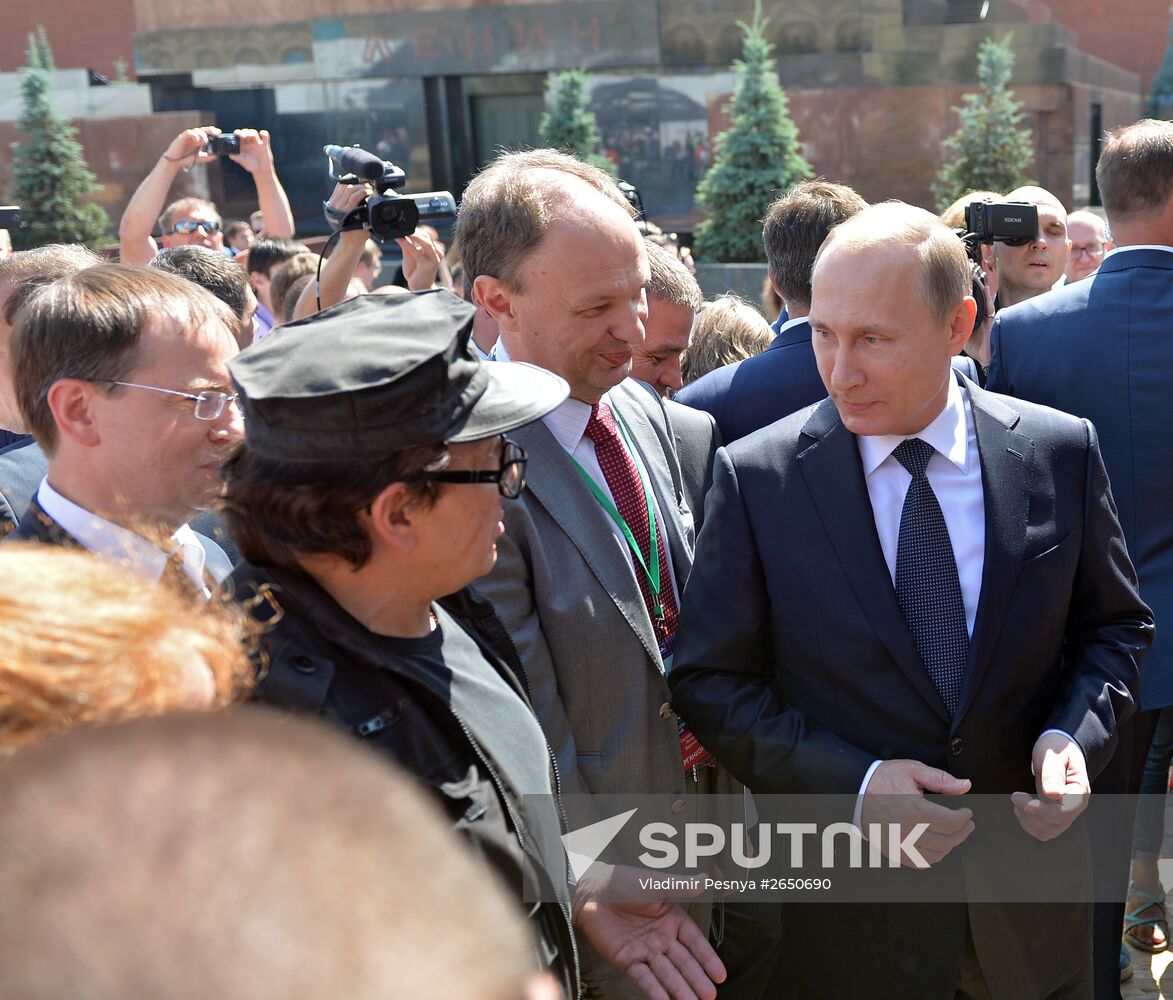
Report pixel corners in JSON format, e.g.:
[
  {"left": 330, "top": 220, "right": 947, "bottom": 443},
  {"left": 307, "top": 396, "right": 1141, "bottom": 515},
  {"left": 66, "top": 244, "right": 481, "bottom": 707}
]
[{"left": 171, "top": 219, "right": 221, "bottom": 235}]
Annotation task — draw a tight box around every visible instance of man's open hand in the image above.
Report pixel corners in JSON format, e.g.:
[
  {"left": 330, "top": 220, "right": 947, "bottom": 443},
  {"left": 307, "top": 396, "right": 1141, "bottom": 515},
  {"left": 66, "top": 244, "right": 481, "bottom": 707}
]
[
  {"left": 1011, "top": 733, "right": 1089, "bottom": 842},
  {"left": 574, "top": 896, "right": 726, "bottom": 1000},
  {"left": 860, "top": 759, "right": 973, "bottom": 866}
]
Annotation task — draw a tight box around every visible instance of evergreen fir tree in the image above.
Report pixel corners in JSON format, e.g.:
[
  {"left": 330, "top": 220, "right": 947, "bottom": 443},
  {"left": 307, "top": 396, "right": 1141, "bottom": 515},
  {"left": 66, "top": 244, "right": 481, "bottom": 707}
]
[
  {"left": 10, "top": 28, "right": 110, "bottom": 250},
  {"left": 933, "top": 36, "right": 1035, "bottom": 212},
  {"left": 692, "top": 0, "right": 812, "bottom": 263},
  {"left": 1147, "top": 12, "right": 1173, "bottom": 119},
  {"left": 539, "top": 70, "right": 615, "bottom": 176}
]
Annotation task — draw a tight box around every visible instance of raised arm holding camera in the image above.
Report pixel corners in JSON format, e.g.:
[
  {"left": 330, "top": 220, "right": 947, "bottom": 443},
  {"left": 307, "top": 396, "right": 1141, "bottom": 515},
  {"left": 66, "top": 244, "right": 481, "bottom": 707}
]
[{"left": 118, "top": 126, "right": 295, "bottom": 266}]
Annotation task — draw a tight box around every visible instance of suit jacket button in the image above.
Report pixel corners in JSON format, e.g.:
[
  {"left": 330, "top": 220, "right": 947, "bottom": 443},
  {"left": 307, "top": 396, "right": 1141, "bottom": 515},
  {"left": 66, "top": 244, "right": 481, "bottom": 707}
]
[
  {"left": 660, "top": 702, "right": 674, "bottom": 719},
  {"left": 291, "top": 654, "right": 317, "bottom": 675},
  {"left": 949, "top": 737, "right": 964, "bottom": 756},
  {"left": 671, "top": 798, "right": 686, "bottom": 814}
]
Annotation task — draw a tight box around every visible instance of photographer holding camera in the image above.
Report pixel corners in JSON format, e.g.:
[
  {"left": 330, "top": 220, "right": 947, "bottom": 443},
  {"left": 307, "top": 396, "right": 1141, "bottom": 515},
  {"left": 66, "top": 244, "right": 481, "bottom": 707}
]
[{"left": 118, "top": 126, "right": 295, "bottom": 266}]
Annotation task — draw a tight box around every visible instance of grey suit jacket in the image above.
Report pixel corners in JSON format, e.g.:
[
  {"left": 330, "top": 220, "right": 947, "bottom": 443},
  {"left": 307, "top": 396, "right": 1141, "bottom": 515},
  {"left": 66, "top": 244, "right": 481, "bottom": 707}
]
[
  {"left": 664, "top": 397, "right": 722, "bottom": 534},
  {"left": 477, "top": 378, "right": 697, "bottom": 801}
]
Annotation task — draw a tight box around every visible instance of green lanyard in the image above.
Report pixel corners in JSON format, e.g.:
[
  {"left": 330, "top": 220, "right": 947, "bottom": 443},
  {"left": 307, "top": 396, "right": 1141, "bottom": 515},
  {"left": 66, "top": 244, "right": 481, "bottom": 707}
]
[{"left": 569, "top": 408, "right": 666, "bottom": 635}]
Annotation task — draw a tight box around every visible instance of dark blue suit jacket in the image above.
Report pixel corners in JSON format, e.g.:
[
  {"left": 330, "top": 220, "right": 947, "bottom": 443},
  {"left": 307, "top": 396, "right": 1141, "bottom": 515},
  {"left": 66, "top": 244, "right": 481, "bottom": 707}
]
[
  {"left": 674, "top": 318, "right": 826, "bottom": 444},
  {"left": 988, "top": 247, "right": 1173, "bottom": 708}
]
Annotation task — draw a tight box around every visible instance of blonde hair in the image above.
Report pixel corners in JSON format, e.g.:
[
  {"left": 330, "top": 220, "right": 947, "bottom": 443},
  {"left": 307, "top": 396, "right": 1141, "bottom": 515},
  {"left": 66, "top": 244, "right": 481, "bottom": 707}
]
[
  {"left": 680, "top": 295, "right": 773, "bottom": 385},
  {"left": 0, "top": 545, "right": 255, "bottom": 752},
  {"left": 938, "top": 190, "right": 1003, "bottom": 231}
]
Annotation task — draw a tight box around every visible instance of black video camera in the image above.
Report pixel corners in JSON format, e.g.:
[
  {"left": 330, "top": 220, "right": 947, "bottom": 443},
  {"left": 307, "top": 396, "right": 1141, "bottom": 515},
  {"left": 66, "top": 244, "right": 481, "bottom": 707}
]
[
  {"left": 205, "top": 133, "right": 241, "bottom": 156},
  {"left": 958, "top": 200, "right": 1041, "bottom": 332},
  {"left": 960, "top": 200, "right": 1039, "bottom": 264},
  {"left": 322, "top": 144, "right": 456, "bottom": 243},
  {"left": 0, "top": 206, "right": 21, "bottom": 229}
]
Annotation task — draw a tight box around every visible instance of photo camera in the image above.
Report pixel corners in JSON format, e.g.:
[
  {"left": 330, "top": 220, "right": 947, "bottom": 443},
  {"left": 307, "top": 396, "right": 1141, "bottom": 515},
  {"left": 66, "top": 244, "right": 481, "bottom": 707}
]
[
  {"left": 204, "top": 133, "right": 241, "bottom": 156},
  {"left": 0, "top": 206, "right": 20, "bottom": 229},
  {"left": 322, "top": 144, "right": 456, "bottom": 243}
]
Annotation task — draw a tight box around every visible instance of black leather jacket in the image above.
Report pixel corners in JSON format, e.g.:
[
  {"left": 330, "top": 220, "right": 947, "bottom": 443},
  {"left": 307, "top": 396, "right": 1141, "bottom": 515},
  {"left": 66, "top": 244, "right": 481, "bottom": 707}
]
[{"left": 230, "top": 561, "right": 579, "bottom": 998}]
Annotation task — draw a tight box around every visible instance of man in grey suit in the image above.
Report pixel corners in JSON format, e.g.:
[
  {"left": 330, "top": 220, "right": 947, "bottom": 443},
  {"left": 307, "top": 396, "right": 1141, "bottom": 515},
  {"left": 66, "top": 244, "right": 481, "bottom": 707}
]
[
  {"left": 464, "top": 149, "right": 778, "bottom": 996},
  {"left": 631, "top": 239, "right": 722, "bottom": 527},
  {"left": 670, "top": 203, "right": 1151, "bottom": 999}
]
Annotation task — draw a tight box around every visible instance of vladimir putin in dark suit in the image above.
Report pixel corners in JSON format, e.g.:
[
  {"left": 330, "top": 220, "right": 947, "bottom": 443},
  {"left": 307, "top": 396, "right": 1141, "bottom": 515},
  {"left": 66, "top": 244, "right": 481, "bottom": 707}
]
[
  {"left": 674, "top": 180, "right": 866, "bottom": 443},
  {"left": 670, "top": 203, "right": 1152, "bottom": 999}
]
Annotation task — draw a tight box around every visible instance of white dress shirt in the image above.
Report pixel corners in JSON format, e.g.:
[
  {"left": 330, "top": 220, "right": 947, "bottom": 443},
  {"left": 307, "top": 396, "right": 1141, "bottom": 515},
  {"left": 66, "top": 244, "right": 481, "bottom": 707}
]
[
  {"left": 36, "top": 478, "right": 210, "bottom": 596},
  {"left": 492, "top": 339, "right": 681, "bottom": 609},
  {"left": 1102, "top": 243, "right": 1173, "bottom": 260},
  {"left": 852, "top": 377, "right": 1072, "bottom": 815},
  {"left": 858, "top": 375, "right": 985, "bottom": 636}
]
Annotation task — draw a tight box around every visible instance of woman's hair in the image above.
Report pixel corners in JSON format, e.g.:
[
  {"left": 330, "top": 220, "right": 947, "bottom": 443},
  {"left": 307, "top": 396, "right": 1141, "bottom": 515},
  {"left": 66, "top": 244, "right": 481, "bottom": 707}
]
[
  {"left": 0, "top": 545, "right": 256, "bottom": 752},
  {"left": 680, "top": 294, "right": 773, "bottom": 384}
]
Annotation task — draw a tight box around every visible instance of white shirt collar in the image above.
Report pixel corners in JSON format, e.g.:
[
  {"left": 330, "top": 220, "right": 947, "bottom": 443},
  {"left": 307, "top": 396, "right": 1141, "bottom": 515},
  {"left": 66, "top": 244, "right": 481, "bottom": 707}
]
[
  {"left": 1103, "top": 244, "right": 1173, "bottom": 259},
  {"left": 776, "top": 314, "right": 810, "bottom": 336},
  {"left": 857, "top": 374, "right": 969, "bottom": 477},
  {"left": 490, "top": 338, "right": 613, "bottom": 449},
  {"left": 36, "top": 478, "right": 207, "bottom": 589}
]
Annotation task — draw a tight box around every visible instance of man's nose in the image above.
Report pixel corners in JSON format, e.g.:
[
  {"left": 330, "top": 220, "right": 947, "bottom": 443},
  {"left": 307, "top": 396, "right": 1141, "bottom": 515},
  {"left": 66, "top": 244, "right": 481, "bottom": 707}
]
[
  {"left": 614, "top": 299, "right": 645, "bottom": 346},
  {"left": 829, "top": 346, "right": 864, "bottom": 391},
  {"left": 210, "top": 398, "right": 244, "bottom": 442},
  {"left": 662, "top": 358, "right": 684, "bottom": 394}
]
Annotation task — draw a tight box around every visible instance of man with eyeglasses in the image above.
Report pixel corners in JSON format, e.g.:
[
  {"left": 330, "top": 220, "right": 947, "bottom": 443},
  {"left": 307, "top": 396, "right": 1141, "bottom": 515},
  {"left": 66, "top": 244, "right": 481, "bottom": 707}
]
[
  {"left": 6, "top": 265, "right": 242, "bottom": 592},
  {"left": 1064, "top": 210, "right": 1113, "bottom": 284},
  {"left": 118, "top": 125, "right": 295, "bottom": 267},
  {"left": 223, "top": 291, "right": 727, "bottom": 1000},
  {"left": 989, "top": 119, "right": 1173, "bottom": 999}
]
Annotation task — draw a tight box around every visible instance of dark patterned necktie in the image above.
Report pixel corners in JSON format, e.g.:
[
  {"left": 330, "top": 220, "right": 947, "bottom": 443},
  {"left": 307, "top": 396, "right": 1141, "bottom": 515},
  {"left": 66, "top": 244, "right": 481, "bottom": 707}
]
[
  {"left": 585, "top": 401, "right": 713, "bottom": 772},
  {"left": 892, "top": 438, "right": 969, "bottom": 716}
]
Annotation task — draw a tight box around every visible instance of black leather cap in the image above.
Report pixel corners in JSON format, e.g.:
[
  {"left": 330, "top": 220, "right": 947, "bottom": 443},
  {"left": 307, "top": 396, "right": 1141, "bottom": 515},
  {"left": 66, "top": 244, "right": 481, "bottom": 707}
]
[{"left": 229, "top": 290, "right": 567, "bottom": 462}]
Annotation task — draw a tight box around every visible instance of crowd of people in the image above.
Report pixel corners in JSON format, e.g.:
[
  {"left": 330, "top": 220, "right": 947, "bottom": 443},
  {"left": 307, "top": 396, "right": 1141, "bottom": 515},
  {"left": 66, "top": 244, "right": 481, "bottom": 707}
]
[{"left": 0, "top": 115, "right": 1170, "bottom": 1000}]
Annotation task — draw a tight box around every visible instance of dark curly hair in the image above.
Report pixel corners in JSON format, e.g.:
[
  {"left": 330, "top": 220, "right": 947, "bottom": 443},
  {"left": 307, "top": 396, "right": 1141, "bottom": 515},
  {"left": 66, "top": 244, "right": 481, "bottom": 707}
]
[{"left": 220, "top": 443, "right": 449, "bottom": 572}]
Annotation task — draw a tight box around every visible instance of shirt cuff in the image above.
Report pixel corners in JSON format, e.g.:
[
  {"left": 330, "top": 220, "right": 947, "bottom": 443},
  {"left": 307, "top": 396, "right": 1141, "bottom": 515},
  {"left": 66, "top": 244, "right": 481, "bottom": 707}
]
[
  {"left": 1031, "top": 729, "right": 1081, "bottom": 775},
  {"left": 853, "top": 759, "right": 884, "bottom": 829}
]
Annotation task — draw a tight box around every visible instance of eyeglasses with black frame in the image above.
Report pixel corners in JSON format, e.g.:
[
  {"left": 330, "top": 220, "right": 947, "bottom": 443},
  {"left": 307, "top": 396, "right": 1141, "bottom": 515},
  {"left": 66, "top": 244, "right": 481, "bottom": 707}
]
[
  {"left": 170, "top": 219, "right": 222, "bottom": 235},
  {"left": 101, "top": 380, "right": 239, "bottom": 421},
  {"left": 403, "top": 436, "right": 528, "bottom": 499}
]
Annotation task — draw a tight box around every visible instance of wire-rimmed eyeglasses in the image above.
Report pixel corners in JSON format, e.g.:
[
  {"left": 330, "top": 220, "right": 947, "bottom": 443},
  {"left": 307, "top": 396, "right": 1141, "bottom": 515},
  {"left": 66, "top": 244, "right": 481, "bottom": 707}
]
[
  {"left": 403, "top": 437, "right": 528, "bottom": 499},
  {"left": 102, "top": 380, "right": 239, "bottom": 421}
]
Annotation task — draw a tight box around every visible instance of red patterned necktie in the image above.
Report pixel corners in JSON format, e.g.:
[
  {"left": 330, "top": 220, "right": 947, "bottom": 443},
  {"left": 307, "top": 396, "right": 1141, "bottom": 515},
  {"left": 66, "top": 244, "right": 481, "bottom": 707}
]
[{"left": 584, "top": 401, "right": 714, "bottom": 773}]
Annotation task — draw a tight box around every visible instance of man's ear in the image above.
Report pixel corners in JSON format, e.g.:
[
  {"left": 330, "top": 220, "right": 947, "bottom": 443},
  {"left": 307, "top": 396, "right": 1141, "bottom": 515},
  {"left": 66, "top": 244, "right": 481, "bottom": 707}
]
[
  {"left": 979, "top": 243, "right": 997, "bottom": 276},
  {"left": 947, "top": 296, "right": 978, "bottom": 356},
  {"left": 46, "top": 379, "right": 102, "bottom": 448},
  {"left": 367, "top": 481, "right": 422, "bottom": 553},
  {"left": 473, "top": 275, "right": 520, "bottom": 334}
]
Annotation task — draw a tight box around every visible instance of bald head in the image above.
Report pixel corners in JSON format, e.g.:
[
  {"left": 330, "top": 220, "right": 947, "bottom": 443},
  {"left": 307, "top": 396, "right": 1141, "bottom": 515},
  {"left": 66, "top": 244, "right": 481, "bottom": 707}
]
[
  {"left": 989, "top": 186, "right": 1069, "bottom": 307},
  {"left": 456, "top": 148, "right": 634, "bottom": 290},
  {"left": 1064, "top": 210, "right": 1110, "bottom": 283},
  {"left": 0, "top": 710, "right": 536, "bottom": 1000}
]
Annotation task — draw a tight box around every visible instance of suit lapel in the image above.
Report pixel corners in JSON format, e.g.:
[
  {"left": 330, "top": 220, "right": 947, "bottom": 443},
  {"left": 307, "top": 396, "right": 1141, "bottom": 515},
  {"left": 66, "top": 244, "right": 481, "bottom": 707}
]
[
  {"left": 954, "top": 383, "right": 1029, "bottom": 724},
  {"left": 798, "top": 400, "right": 951, "bottom": 723},
  {"left": 512, "top": 419, "right": 663, "bottom": 664},
  {"left": 12, "top": 495, "right": 80, "bottom": 548},
  {"left": 609, "top": 383, "right": 693, "bottom": 580}
]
